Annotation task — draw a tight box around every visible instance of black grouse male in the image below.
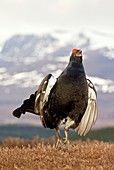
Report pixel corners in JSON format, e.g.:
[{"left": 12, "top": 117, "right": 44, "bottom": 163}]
[{"left": 12, "top": 48, "right": 98, "bottom": 145}]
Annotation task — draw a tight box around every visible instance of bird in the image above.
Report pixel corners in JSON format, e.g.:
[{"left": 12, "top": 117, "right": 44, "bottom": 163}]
[{"left": 12, "top": 48, "right": 98, "bottom": 145}]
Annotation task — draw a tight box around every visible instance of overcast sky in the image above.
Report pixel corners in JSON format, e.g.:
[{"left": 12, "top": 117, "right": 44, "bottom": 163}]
[{"left": 0, "top": 0, "right": 114, "bottom": 43}]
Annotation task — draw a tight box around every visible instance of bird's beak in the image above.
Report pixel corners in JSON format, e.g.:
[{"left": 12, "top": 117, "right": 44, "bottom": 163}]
[{"left": 76, "top": 50, "right": 82, "bottom": 57}]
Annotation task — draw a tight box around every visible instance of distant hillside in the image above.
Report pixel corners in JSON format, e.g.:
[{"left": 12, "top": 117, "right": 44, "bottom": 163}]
[{"left": 0, "top": 124, "right": 114, "bottom": 142}]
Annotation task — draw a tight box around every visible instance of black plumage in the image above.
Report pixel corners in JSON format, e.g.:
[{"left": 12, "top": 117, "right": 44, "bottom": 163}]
[
  {"left": 12, "top": 48, "right": 98, "bottom": 145},
  {"left": 41, "top": 56, "right": 88, "bottom": 128}
]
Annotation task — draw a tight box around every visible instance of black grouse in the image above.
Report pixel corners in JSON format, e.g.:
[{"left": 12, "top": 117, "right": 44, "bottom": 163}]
[{"left": 12, "top": 48, "right": 98, "bottom": 145}]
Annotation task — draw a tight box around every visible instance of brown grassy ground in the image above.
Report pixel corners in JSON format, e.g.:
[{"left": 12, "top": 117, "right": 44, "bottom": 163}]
[{"left": 0, "top": 138, "right": 114, "bottom": 170}]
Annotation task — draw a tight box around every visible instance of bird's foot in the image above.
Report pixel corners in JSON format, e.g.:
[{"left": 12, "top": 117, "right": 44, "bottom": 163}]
[
  {"left": 63, "top": 138, "right": 73, "bottom": 151},
  {"left": 56, "top": 139, "right": 63, "bottom": 148},
  {"left": 63, "top": 138, "right": 70, "bottom": 145}
]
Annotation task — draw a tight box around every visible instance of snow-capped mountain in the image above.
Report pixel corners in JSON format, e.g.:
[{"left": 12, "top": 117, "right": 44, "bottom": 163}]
[{"left": 0, "top": 29, "right": 114, "bottom": 128}]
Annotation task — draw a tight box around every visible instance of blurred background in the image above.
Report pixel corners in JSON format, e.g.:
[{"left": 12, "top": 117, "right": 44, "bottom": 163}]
[{"left": 0, "top": 0, "right": 114, "bottom": 140}]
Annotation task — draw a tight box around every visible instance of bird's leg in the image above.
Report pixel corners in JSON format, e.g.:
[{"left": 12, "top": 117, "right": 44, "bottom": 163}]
[
  {"left": 64, "top": 127, "right": 70, "bottom": 145},
  {"left": 55, "top": 127, "right": 62, "bottom": 147}
]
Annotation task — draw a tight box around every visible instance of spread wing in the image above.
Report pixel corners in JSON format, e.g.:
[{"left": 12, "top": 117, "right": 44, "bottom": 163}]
[
  {"left": 76, "top": 79, "right": 98, "bottom": 136},
  {"left": 34, "top": 74, "right": 57, "bottom": 127}
]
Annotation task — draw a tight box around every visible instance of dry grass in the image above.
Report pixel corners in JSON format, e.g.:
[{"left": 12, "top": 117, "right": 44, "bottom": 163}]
[{"left": 0, "top": 138, "right": 114, "bottom": 170}]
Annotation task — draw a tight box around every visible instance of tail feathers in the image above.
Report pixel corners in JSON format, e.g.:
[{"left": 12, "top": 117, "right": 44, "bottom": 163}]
[
  {"left": 12, "top": 93, "right": 36, "bottom": 118},
  {"left": 12, "top": 108, "right": 22, "bottom": 118},
  {"left": 12, "top": 106, "right": 38, "bottom": 118}
]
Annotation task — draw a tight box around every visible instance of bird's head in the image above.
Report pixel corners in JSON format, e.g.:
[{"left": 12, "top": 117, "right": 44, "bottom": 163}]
[{"left": 70, "top": 48, "right": 82, "bottom": 63}]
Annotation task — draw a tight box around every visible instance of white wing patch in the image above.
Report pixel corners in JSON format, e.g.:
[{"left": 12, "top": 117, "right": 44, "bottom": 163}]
[
  {"left": 43, "top": 75, "right": 57, "bottom": 104},
  {"left": 34, "top": 74, "right": 57, "bottom": 114},
  {"left": 76, "top": 79, "right": 98, "bottom": 136}
]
